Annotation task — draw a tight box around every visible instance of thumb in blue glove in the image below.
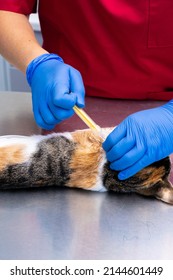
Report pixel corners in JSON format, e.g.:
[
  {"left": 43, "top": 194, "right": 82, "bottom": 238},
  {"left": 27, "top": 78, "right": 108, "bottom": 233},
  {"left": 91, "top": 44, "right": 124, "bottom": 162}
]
[
  {"left": 26, "top": 53, "right": 85, "bottom": 130},
  {"left": 102, "top": 101, "right": 173, "bottom": 180}
]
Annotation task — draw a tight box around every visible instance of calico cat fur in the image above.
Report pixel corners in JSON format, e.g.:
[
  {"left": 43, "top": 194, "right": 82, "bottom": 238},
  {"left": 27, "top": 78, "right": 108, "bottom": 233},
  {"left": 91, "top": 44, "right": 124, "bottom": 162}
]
[{"left": 0, "top": 128, "right": 173, "bottom": 204}]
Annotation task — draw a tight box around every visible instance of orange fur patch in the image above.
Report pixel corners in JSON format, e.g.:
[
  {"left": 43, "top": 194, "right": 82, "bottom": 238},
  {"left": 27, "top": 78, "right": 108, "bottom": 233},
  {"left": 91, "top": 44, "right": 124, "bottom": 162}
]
[
  {"left": 0, "top": 144, "right": 26, "bottom": 171},
  {"left": 138, "top": 166, "right": 165, "bottom": 187},
  {"left": 68, "top": 130, "right": 104, "bottom": 189}
]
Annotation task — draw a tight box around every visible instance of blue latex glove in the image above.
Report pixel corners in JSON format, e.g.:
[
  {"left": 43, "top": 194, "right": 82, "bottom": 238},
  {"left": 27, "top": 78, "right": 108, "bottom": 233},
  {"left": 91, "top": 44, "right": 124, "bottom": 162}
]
[
  {"left": 26, "top": 53, "right": 85, "bottom": 129},
  {"left": 102, "top": 101, "right": 173, "bottom": 180}
]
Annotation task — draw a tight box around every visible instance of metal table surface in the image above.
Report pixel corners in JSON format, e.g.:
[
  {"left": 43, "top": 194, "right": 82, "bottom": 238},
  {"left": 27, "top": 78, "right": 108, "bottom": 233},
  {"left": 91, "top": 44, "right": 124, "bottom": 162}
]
[{"left": 0, "top": 92, "right": 173, "bottom": 260}]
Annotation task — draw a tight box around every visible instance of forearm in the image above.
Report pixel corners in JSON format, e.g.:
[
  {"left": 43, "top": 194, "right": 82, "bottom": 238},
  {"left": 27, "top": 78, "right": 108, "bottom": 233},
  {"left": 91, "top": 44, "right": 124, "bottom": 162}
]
[{"left": 0, "top": 11, "right": 48, "bottom": 73}]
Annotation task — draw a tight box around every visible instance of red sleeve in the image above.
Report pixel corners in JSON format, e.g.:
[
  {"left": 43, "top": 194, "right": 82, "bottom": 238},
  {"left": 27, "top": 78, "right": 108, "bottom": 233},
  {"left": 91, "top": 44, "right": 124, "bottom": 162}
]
[{"left": 0, "top": 0, "right": 37, "bottom": 15}]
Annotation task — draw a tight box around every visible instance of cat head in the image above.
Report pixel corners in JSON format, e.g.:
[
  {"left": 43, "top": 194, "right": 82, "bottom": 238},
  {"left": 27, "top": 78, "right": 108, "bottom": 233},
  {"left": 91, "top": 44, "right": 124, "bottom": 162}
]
[
  {"left": 103, "top": 157, "right": 173, "bottom": 205},
  {"left": 100, "top": 127, "right": 173, "bottom": 204},
  {"left": 134, "top": 158, "right": 173, "bottom": 204}
]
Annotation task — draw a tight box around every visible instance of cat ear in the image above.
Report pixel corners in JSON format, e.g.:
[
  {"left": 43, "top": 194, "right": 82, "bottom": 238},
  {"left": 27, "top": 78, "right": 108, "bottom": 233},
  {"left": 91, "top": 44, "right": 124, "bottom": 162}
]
[{"left": 156, "top": 179, "right": 173, "bottom": 205}]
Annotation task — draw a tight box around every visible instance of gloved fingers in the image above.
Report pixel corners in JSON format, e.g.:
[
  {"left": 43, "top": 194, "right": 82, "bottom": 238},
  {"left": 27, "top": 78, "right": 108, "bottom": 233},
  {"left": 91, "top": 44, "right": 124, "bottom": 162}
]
[
  {"left": 52, "top": 81, "right": 76, "bottom": 109},
  {"left": 39, "top": 99, "right": 60, "bottom": 126},
  {"left": 118, "top": 154, "right": 152, "bottom": 180},
  {"left": 33, "top": 105, "right": 55, "bottom": 130},
  {"left": 49, "top": 103, "right": 75, "bottom": 121},
  {"left": 70, "top": 67, "right": 85, "bottom": 108},
  {"left": 106, "top": 137, "right": 135, "bottom": 162},
  {"left": 109, "top": 145, "right": 145, "bottom": 172},
  {"left": 102, "top": 122, "right": 127, "bottom": 152},
  {"left": 47, "top": 89, "right": 74, "bottom": 120}
]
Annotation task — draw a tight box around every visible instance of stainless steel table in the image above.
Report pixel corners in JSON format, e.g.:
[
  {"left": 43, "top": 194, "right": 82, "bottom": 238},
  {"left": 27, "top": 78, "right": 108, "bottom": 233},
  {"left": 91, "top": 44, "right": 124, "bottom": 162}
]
[{"left": 0, "top": 92, "right": 173, "bottom": 260}]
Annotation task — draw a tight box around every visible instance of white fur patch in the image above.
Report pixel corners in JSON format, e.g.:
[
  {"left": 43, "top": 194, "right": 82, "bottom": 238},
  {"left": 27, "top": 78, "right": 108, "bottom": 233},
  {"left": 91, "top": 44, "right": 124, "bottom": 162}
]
[
  {"left": 0, "top": 132, "right": 73, "bottom": 161},
  {"left": 90, "top": 153, "right": 107, "bottom": 192},
  {"left": 99, "top": 127, "right": 115, "bottom": 140},
  {"left": 0, "top": 135, "right": 43, "bottom": 160},
  {"left": 44, "top": 132, "right": 73, "bottom": 141}
]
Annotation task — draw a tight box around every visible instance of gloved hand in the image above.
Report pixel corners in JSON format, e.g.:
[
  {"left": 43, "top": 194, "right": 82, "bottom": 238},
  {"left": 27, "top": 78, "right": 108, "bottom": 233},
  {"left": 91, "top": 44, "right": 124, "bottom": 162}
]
[
  {"left": 26, "top": 53, "right": 85, "bottom": 129},
  {"left": 102, "top": 101, "right": 173, "bottom": 180}
]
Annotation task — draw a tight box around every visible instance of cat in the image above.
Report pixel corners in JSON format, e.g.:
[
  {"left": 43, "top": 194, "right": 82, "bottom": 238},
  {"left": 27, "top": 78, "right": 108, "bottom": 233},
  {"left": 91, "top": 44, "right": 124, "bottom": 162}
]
[{"left": 0, "top": 127, "right": 173, "bottom": 204}]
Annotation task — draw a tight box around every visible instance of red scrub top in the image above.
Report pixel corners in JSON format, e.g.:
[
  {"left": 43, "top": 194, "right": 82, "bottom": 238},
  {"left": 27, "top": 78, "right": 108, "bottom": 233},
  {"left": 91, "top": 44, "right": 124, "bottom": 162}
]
[{"left": 1, "top": 0, "right": 173, "bottom": 100}]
